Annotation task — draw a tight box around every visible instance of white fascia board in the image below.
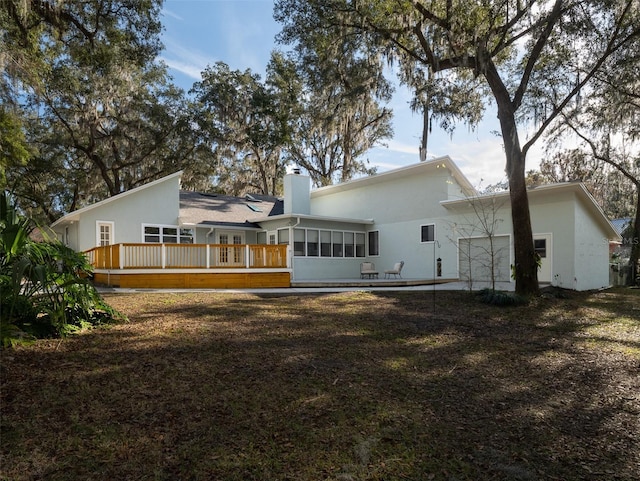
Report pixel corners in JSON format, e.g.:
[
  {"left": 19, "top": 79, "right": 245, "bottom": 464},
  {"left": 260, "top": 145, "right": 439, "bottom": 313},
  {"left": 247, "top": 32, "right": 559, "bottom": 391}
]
[
  {"left": 192, "top": 223, "right": 262, "bottom": 231},
  {"left": 250, "top": 213, "right": 375, "bottom": 225},
  {"left": 311, "top": 156, "right": 477, "bottom": 199},
  {"left": 440, "top": 182, "right": 620, "bottom": 240}
]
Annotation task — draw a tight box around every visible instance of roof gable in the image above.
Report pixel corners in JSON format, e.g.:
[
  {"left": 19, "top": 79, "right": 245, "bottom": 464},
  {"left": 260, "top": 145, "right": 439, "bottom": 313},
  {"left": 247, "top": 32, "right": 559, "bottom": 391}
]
[
  {"left": 51, "top": 171, "right": 183, "bottom": 228},
  {"left": 441, "top": 182, "right": 620, "bottom": 240}
]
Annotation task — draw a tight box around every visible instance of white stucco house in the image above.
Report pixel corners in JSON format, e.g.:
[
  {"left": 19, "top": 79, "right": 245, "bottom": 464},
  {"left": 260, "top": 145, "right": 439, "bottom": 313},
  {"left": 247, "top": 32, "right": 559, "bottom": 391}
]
[{"left": 50, "top": 156, "right": 619, "bottom": 290}]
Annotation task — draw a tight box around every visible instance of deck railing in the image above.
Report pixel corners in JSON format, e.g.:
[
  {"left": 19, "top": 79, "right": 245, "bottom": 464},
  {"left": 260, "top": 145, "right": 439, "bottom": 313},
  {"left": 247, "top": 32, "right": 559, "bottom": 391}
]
[{"left": 85, "top": 243, "right": 289, "bottom": 270}]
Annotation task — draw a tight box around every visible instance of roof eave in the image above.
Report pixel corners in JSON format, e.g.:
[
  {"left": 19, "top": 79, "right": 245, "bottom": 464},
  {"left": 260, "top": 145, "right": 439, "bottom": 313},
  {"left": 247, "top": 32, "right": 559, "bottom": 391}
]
[
  {"left": 251, "top": 213, "right": 375, "bottom": 225},
  {"left": 50, "top": 171, "right": 183, "bottom": 229}
]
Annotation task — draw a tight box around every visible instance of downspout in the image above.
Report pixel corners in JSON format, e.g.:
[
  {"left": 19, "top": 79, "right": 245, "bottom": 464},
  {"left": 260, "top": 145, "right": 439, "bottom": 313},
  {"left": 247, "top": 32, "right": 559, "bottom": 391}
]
[
  {"left": 206, "top": 227, "right": 215, "bottom": 269},
  {"left": 290, "top": 217, "right": 301, "bottom": 280}
]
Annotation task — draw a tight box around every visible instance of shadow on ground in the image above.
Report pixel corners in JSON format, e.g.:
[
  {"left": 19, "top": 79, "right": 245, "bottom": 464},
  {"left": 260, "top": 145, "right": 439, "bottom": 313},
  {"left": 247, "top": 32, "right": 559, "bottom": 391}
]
[{"left": 2, "top": 288, "right": 639, "bottom": 480}]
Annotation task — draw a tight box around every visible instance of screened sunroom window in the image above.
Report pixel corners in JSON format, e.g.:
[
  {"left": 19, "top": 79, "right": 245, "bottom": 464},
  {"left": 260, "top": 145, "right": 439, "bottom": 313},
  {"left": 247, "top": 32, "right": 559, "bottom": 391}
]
[
  {"left": 307, "top": 229, "right": 319, "bottom": 256},
  {"left": 320, "top": 230, "right": 331, "bottom": 257},
  {"left": 356, "top": 233, "right": 366, "bottom": 257},
  {"left": 294, "top": 228, "right": 305, "bottom": 256},
  {"left": 344, "top": 232, "right": 355, "bottom": 257},
  {"left": 332, "top": 231, "right": 343, "bottom": 257}
]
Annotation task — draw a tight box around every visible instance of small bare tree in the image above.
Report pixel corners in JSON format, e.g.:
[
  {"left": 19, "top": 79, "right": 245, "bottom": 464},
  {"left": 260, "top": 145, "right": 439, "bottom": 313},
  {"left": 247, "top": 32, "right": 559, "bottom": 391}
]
[{"left": 447, "top": 193, "right": 509, "bottom": 293}]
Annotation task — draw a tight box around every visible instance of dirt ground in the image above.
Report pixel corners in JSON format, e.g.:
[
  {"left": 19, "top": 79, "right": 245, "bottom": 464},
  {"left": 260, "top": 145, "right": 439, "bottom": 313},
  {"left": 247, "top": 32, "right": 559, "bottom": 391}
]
[{"left": 1, "top": 288, "right": 639, "bottom": 480}]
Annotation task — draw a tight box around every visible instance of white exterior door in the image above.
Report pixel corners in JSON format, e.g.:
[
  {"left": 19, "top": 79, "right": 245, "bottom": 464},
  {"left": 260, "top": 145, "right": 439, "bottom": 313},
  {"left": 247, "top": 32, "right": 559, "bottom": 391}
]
[
  {"left": 534, "top": 234, "right": 553, "bottom": 283},
  {"left": 96, "top": 221, "right": 114, "bottom": 247},
  {"left": 217, "top": 231, "right": 245, "bottom": 266}
]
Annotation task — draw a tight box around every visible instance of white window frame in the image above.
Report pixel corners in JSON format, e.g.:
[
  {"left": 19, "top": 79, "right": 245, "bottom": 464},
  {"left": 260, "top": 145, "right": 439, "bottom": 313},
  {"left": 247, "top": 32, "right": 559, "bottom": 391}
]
[
  {"left": 291, "top": 228, "right": 366, "bottom": 258},
  {"left": 96, "top": 221, "right": 114, "bottom": 247},
  {"left": 142, "top": 224, "right": 194, "bottom": 244}
]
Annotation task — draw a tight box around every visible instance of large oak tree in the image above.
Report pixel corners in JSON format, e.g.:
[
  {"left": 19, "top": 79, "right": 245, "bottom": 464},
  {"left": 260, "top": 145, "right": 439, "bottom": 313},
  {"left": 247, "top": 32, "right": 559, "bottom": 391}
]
[
  {"left": 275, "top": 0, "right": 640, "bottom": 295},
  {"left": 1, "top": 0, "right": 210, "bottom": 222}
]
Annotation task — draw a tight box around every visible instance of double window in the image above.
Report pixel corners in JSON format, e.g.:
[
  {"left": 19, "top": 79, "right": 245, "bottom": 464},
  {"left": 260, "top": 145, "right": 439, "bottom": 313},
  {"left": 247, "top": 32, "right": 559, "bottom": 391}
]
[{"left": 143, "top": 225, "right": 194, "bottom": 244}]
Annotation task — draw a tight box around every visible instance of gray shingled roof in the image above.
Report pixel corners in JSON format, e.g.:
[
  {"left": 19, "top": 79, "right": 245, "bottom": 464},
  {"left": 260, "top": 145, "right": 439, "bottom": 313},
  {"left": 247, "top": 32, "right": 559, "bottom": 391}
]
[
  {"left": 179, "top": 191, "right": 283, "bottom": 227},
  {"left": 611, "top": 218, "right": 632, "bottom": 236}
]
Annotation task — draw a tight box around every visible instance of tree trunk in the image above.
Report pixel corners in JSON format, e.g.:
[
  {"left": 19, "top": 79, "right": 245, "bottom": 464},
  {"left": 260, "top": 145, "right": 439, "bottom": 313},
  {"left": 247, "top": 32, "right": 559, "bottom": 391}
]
[
  {"left": 506, "top": 145, "right": 540, "bottom": 296},
  {"left": 629, "top": 185, "right": 640, "bottom": 285},
  {"left": 485, "top": 63, "right": 539, "bottom": 296}
]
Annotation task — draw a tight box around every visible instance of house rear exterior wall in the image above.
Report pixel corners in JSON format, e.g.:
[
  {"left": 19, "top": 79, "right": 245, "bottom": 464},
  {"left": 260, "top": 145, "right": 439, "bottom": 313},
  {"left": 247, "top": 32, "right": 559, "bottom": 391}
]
[
  {"left": 311, "top": 169, "right": 453, "bottom": 224},
  {"left": 304, "top": 168, "right": 461, "bottom": 280},
  {"left": 573, "top": 198, "right": 611, "bottom": 290},
  {"left": 446, "top": 189, "right": 610, "bottom": 291},
  {"left": 529, "top": 192, "right": 577, "bottom": 289}
]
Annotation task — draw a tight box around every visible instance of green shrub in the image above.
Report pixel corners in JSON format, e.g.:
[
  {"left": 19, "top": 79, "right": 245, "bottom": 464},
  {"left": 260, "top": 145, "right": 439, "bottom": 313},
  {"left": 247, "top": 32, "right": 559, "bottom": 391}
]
[
  {"left": 477, "top": 288, "right": 528, "bottom": 306},
  {"left": 1, "top": 192, "right": 126, "bottom": 346}
]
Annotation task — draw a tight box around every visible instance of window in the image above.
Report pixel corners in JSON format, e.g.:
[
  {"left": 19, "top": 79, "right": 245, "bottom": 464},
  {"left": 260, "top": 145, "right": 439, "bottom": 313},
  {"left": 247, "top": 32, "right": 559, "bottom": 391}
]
[
  {"left": 278, "top": 229, "right": 289, "bottom": 245},
  {"left": 257, "top": 231, "right": 267, "bottom": 244},
  {"left": 291, "top": 228, "right": 366, "bottom": 258},
  {"left": 320, "top": 230, "right": 331, "bottom": 257},
  {"left": 368, "top": 231, "right": 379, "bottom": 256},
  {"left": 143, "top": 225, "right": 193, "bottom": 244},
  {"left": 307, "top": 229, "right": 319, "bottom": 256},
  {"left": 332, "top": 231, "right": 343, "bottom": 257},
  {"left": 344, "top": 232, "right": 354, "bottom": 257},
  {"left": 180, "top": 228, "right": 194, "bottom": 244},
  {"left": 163, "top": 227, "right": 178, "bottom": 244},
  {"left": 294, "top": 229, "right": 306, "bottom": 256},
  {"left": 356, "top": 233, "right": 365, "bottom": 257},
  {"left": 421, "top": 224, "right": 435, "bottom": 243},
  {"left": 96, "top": 221, "right": 114, "bottom": 247},
  {"left": 534, "top": 238, "right": 547, "bottom": 258},
  {"left": 144, "top": 226, "right": 160, "bottom": 243}
]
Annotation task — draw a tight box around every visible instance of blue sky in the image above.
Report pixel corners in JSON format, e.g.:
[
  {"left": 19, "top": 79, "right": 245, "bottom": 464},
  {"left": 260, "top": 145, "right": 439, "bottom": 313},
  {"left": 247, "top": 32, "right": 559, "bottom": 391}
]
[{"left": 160, "top": 0, "right": 544, "bottom": 187}]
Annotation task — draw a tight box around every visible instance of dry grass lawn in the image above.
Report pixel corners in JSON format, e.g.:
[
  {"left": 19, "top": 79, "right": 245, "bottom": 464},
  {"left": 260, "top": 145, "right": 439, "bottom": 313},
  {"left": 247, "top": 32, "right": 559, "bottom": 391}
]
[{"left": 1, "top": 287, "right": 639, "bottom": 480}]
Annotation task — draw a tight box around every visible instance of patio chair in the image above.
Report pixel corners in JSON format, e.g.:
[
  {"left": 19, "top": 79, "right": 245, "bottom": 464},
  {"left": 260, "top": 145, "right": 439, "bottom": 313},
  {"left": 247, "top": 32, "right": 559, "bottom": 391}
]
[
  {"left": 360, "top": 262, "right": 378, "bottom": 279},
  {"left": 384, "top": 261, "right": 404, "bottom": 279}
]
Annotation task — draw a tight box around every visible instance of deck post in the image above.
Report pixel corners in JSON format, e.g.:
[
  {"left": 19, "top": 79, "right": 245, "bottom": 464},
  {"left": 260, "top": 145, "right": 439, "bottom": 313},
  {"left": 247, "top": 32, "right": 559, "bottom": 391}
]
[
  {"left": 245, "top": 245, "right": 250, "bottom": 268},
  {"left": 119, "top": 244, "right": 124, "bottom": 270},
  {"left": 206, "top": 245, "right": 210, "bottom": 269},
  {"left": 162, "top": 244, "right": 166, "bottom": 269}
]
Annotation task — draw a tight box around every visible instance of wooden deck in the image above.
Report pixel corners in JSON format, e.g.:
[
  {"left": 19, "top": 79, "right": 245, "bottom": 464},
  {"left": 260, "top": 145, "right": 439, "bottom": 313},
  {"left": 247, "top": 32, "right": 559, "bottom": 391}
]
[
  {"left": 93, "top": 271, "right": 291, "bottom": 289},
  {"left": 87, "top": 243, "right": 291, "bottom": 288}
]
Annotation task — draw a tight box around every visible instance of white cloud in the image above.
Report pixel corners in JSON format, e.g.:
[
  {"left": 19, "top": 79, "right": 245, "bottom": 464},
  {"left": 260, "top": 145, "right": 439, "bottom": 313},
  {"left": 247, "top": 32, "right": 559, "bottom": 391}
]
[
  {"left": 161, "top": 8, "right": 183, "bottom": 21},
  {"left": 158, "top": 56, "right": 204, "bottom": 80},
  {"left": 161, "top": 37, "right": 216, "bottom": 80}
]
